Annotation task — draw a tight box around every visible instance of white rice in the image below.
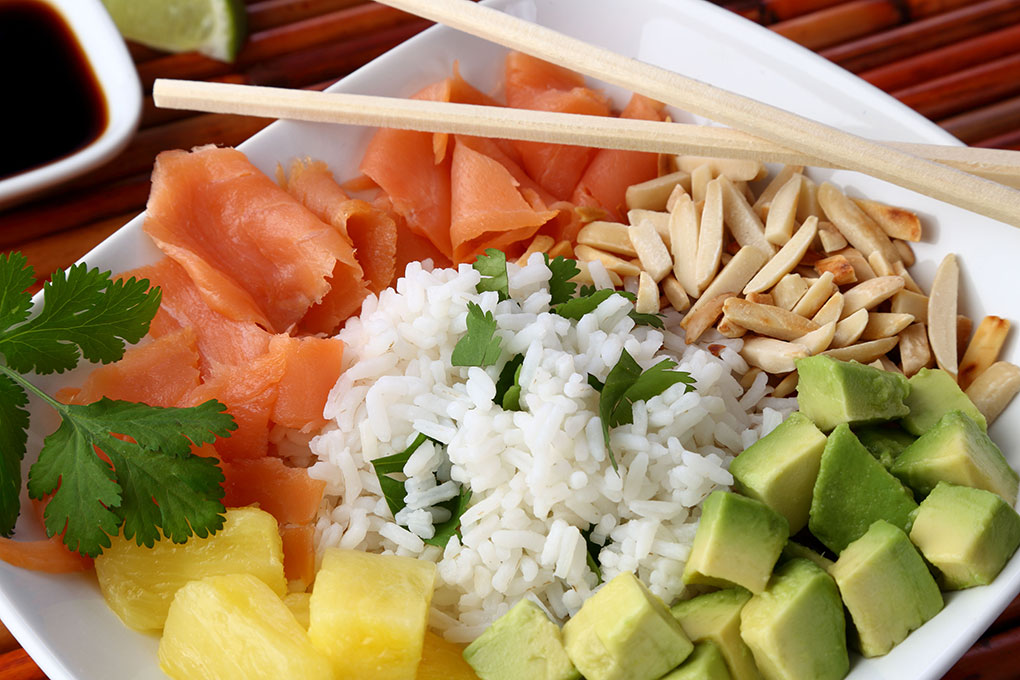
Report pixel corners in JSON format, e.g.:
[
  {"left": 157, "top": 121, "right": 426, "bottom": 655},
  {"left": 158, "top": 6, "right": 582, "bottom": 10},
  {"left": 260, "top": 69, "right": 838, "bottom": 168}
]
[{"left": 308, "top": 255, "right": 796, "bottom": 642}]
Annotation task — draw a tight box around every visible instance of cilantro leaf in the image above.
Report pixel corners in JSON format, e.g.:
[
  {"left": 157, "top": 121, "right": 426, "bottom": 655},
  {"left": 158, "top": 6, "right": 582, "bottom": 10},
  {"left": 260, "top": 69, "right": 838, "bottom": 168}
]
[
  {"left": 26, "top": 397, "right": 236, "bottom": 556},
  {"left": 495, "top": 354, "right": 525, "bottom": 411},
  {"left": 0, "top": 253, "right": 35, "bottom": 334},
  {"left": 581, "top": 525, "right": 603, "bottom": 582},
  {"left": 424, "top": 485, "right": 472, "bottom": 549},
  {"left": 473, "top": 249, "right": 509, "bottom": 301},
  {"left": 451, "top": 303, "right": 502, "bottom": 367},
  {"left": 371, "top": 433, "right": 431, "bottom": 515},
  {"left": 629, "top": 310, "right": 665, "bottom": 329},
  {"left": 0, "top": 264, "right": 160, "bottom": 375},
  {"left": 544, "top": 255, "right": 579, "bottom": 305},
  {"left": 587, "top": 374, "right": 605, "bottom": 392},
  {"left": 554, "top": 288, "right": 619, "bottom": 320},
  {"left": 0, "top": 374, "right": 29, "bottom": 536},
  {"left": 598, "top": 349, "right": 696, "bottom": 469}
]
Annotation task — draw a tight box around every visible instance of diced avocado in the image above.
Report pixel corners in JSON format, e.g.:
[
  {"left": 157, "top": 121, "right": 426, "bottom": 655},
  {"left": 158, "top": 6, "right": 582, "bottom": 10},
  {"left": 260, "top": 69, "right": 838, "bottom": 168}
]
[
  {"left": 909, "top": 481, "right": 1020, "bottom": 590},
  {"left": 779, "top": 541, "right": 834, "bottom": 572},
  {"left": 683, "top": 491, "right": 789, "bottom": 594},
  {"left": 853, "top": 424, "right": 916, "bottom": 470},
  {"left": 795, "top": 356, "right": 910, "bottom": 432},
  {"left": 830, "top": 520, "right": 943, "bottom": 657},
  {"left": 670, "top": 588, "right": 762, "bottom": 680},
  {"left": 729, "top": 412, "right": 826, "bottom": 533},
  {"left": 808, "top": 424, "right": 918, "bottom": 554},
  {"left": 891, "top": 410, "right": 1019, "bottom": 504},
  {"left": 562, "top": 572, "right": 692, "bottom": 680},
  {"left": 739, "top": 559, "right": 848, "bottom": 680},
  {"left": 464, "top": 599, "right": 580, "bottom": 680},
  {"left": 902, "top": 367, "right": 987, "bottom": 436},
  {"left": 661, "top": 642, "right": 733, "bottom": 680}
]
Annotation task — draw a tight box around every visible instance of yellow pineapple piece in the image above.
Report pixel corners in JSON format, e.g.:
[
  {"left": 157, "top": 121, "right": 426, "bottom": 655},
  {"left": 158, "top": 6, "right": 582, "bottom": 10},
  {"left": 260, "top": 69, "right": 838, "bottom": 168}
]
[
  {"left": 418, "top": 632, "right": 481, "bottom": 680},
  {"left": 95, "top": 507, "right": 286, "bottom": 631},
  {"left": 308, "top": 548, "right": 437, "bottom": 680},
  {"left": 284, "top": 592, "right": 312, "bottom": 629},
  {"left": 158, "top": 573, "right": 333, "bottom": 680}
]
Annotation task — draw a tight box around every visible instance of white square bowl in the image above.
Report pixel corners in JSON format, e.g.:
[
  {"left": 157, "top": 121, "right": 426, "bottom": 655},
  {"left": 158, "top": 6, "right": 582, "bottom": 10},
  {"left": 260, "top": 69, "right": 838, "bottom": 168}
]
[{"left": 4, "top": 1, "right": 1019, "bottom": 678}]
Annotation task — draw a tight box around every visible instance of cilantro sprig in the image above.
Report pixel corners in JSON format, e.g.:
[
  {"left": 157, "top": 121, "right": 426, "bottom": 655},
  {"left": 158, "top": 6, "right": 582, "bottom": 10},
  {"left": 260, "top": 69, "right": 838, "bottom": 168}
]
[
  {"left": 0, "top": 254, "right": 236, "bottom": 556},
  {"left": 451, "top": 303, "right": 502, "bottom": 367}
]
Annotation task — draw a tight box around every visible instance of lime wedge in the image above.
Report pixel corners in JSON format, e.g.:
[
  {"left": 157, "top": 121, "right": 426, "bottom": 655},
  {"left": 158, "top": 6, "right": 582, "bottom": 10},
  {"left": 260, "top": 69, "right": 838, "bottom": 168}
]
[{"left": 102, "top": 0, "right": 247, "bottom": 62}]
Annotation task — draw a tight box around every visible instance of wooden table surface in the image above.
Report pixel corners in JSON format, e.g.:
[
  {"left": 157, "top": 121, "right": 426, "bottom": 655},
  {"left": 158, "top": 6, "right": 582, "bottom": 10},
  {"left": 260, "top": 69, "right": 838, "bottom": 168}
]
[{"left": 1, "top": 0, "right": 1018, "bottom": 677}]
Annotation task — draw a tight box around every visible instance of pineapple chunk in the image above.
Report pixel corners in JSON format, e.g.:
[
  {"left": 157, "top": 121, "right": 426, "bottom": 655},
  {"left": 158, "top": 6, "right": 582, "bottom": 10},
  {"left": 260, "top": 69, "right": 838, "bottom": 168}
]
[
  {"left": 158, "top": 573, "right": 333, "bottom": 680},
  {"left": 308, "top": 548, "right": 436, "bottom": 680},
  {"left": 418, "top": 632, "right": 481, "bottom": 680},
  {"left": 95, "top": 507, "right": 286, "bottom": 631},
  {"left": 284, "top": 592, "right": 312, "bottom": 629}
]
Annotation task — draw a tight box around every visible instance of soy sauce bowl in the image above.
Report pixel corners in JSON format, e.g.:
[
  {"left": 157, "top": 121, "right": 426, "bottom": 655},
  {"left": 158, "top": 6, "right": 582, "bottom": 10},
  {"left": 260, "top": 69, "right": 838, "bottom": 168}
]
[{"left": 0, "top": 0, "right": 141, "bottom": 210}]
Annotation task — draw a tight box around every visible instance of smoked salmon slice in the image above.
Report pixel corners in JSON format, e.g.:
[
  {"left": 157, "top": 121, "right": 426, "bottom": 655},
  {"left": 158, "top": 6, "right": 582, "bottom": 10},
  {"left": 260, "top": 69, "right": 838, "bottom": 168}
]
[
  {"left": 220, "top": 456, "right": 326, "bottom": 526},
  {"left": 279, "top": 523, "right": 316, "bottom": 585},
  {"left": 144, "top": 145, "right": 354, "bottom": 334},
  {"left": 271, "top": 335, "right": 344, "bottom": 431},
  {"left": 572, "top": 94, "right": 667, "bottom": 220},
  {"left": 0, "top": 536, "right": 92, "bottom": 573}
]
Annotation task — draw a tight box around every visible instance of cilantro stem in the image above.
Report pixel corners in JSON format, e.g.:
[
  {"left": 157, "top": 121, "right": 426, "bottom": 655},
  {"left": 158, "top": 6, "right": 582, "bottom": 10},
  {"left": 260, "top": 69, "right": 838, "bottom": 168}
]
[{"left": 0, "top": 364, "right": 64, "bottom": 413}]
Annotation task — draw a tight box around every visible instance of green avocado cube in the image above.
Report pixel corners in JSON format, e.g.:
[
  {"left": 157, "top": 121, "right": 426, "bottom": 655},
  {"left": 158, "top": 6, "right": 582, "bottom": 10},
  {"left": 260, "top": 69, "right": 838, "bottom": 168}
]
[
  {"left": 809, "top": 424, "right": 918, "bottom": 554},
  {"left": 795, "top": 356, "right": 910, "bottom": 432},
  {"left": 670, "top": 589, "right": 761, "bottom": 680},
  {"left": 902, "top": 368, "right": 987, "bottom": 436},
  {"left": 562, "top": 572, "right": 692, "bottom": 680},
  {"left": 910, "top": 481, "right": 1020, "bottom": 590},
  {"left": 661, "top": 642, "right": 733, "bottom": 680},
  {"left": 891, "top": 410, "right": 1019, "bottom": 504},
  {"left": 739, "top": 559, "right": 849, "bottom": 680},
  {"left": 830, "top": 520, "right": 943, "bottom": 657},
  {"left": 778, "top": 541, "right": 834, "bottom": 572},
  {"left": 683, "top": 491, "right": 789, "bottom": 594},
  {"left": 729, "top": 412, "right": 827, "bottom": 534},
  {"left": 463, "top": 599, "right": 580, "bottom": 680},
  {"left": 853, "top": 424, "right": 917, "bottom": 470}
]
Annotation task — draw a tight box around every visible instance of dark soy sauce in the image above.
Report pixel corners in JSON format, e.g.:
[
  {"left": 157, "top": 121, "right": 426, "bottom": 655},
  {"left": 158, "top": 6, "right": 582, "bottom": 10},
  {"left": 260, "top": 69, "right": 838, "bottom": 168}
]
[{"left": 0, "top": 0, "right": 108, "bottom": 180}]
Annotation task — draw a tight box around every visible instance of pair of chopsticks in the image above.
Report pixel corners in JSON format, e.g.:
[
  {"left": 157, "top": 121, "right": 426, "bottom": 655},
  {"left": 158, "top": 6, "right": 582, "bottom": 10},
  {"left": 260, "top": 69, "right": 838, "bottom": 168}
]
[{"left": 153, "top": 0, "right": 1020, "bottom": 227}]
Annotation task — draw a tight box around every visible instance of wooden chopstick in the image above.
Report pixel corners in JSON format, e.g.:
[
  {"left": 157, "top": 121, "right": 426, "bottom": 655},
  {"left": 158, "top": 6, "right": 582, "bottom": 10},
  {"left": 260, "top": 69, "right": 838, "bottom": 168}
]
[
  {"left": 369, "top": 0, "right": 1020, "bottom": 227},
  {"left": 152, "top": 79, "right": 1020, "bottom": 189}
]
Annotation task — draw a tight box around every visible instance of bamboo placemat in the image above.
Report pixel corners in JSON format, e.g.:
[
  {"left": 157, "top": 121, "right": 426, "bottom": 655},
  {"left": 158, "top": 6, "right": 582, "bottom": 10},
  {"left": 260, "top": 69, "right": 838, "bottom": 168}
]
[{"left": 0, "top": 0, "right": 1018, "bottom": 677}]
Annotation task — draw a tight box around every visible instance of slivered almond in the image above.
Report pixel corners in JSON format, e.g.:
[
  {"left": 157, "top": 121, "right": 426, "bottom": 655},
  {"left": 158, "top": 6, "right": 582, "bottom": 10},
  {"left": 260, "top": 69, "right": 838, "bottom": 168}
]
[
  {"left": 812, "top": 292, "right": 845, "bottom": 326},
  {"left": 630, "top": 219, "right": 673, "bottom": 282},
  {"left": 723, "top": 298, "right": 820, "bottom": 341},
  {"left": 717, "top": 316, "right": 748, "bottom": 338},
  {"left": 824, "top": 336, "right": 899, "bottom": 363},
  {"left": 669, "top": 193, "right": 700, "bottom": 298},
  {"left": 636, "top": 272, "right": 660, "bottom": 314},
  {"left": 661, "top": 275, "right": 691, "bottom": 312},
  {"left": 892, "top": 260, "right": 923, "bottom": 294},
  {"left": 853, "top": 198, "right": 922, "bottom": 242},
  {"left": 549, "top": 240, "right": 573, "bottom": 259},
  {"left": 690, "top": 163, "right": 713, "bottom": 204},
  {"left": 867, "top": 251, "right": 894, "bottom": 277},
  {"left": 628, "top": 209, "right": 672, "bottom": 248},
  {"left": 958, "top": 315, "right": 974, "bottom": 359},
  {"left": 831, "top": 308, "right": 869, "bottom": 348},
  {"left": 796, "top": 175, "right": 821, "bottom": 223},
  {"left": 763, "top": 174, "right": 802, "bottom": 246},
  {"left": 893, "top": 239, "right": 916, "bottom": 267},
  {"left": 685, "top": 246, "right": 770, "bottom": 318},
  {"left": 772, "top": 274, "right": 809, "bottom": 311},
  {"left": 792, "top": 271, "right": 836, "bottom": 318},
  {"left": 571, "top": 260, "right": 623, "bottom": 287},
  {"left": 861, "top": 312, "right": 915, "bottom": 340},
  {"left": 741, "top": 336, "right": 810, "bottom": 373},
  {"left": 965, "top": 361, "right": 1020, "bottom": 424},
  {"left": 677, "top": 156, "right": 766, "bottom": 182},
  {"left": 626, "top": 170, "right": 691, "bottom": 211},
  {"left": 928, "top": 253, "right": 959, "bottom": 380},
  {"left": 890, "top": 290, "right": 928, "bottom": 323},
  {"left": 682, "top": 293, "right": 733, "bottom": 344},
  {"left": 718, "top": 175, "right": 775, "bottom": 258},
  {"left": 577, "top": 221, "right": 636, "bottom": 256},
  {"left": 745, "top": 216, "right": 818, "bottom": 294},
  {"left": 739, "top": 367, "right": 765, "bottom": 391},
  {"left": 666, "top": 183, "right": 689, "bottom": 213},
  {"left": 735, "top": 180, "right": 758, "bottom": 205},
  {"left": 754, "top": 165, "right": 803, "bottom": 217},
  {"left": 817, "top": 182, "right": 900, "bottom": 264},
  {"left": 814, "top": 254, "right": 857, "bottom": 285},
  {"left": 795, "top": 321, "right": 836, "bottom": 355},
  {"left": 875, "top": 356, "right": 902, "bottom": 373},
  {"left": 575, "top": 244, "right": 642, "bottom": 278},
  {"left": 747, "top": 292, "right": 775, "bottom": 305},
  {"left": 959, "top": 316, "right": 1011, "bottom": 389},
  {"left": 835, "top": 247, "right": 877, "bottom": 282},
  {"left": 515, "top": 235, "right": 556, "bottom": 266},
  {"left": 899, "top": 323, "right": 932, "bottom": 377},
  {"left": 772, "top": 371, "right": 799, "bottom": 398},
  {"left": 818, "top": 223, "right": 848, "bottom": 253},
  {"left": 841, "top": 276, "right": 905, "bottom": 318},
  {"left": 695, "top": 178, "right": 725, "bottom": 291}
]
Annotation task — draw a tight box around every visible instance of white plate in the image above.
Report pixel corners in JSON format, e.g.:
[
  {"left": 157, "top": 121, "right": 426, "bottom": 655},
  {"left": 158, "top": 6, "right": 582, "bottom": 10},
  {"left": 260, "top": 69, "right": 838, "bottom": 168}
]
[{"left": 4, "top": 1, "right": 1019, "bottom": 678}]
